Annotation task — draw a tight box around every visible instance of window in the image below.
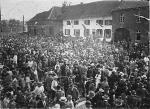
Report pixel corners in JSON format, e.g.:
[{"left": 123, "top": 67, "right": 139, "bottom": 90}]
[
  {"left": 74, "top": 20, "right": 79, "bottom": 25},
  {"left": 105, "top": 20, "right": 112, "bottom": 25},
  {"left": 96, "top": 20, "right": 103, "bottom": 25},
  {"left": 84, "top": 20, "right": 90, "bottom": 25},
  {"left": 120, "top": 13, "right": 125, "bottom": 23},
  {"left": 96, "top": 29, "right": 103, "bottom": 38},
  {"left": 136, "top": 30, "right": 141, "bottom": 40},
  {"left": 104, "top": 29, "right": 111, "bottom": 38},
  {"left": 136, "top": 9, "right": 141, "bottom": 23},
  {"left": 84, "top": 29, "right": 90, "bottom": 36},
  {"left": 74, "top": 29, "right": 80, "bottom": 36},
  {"left": 65, "top": 29, "right": 70, "bottom": 35},
  {"left": 67, "top": 21, "right": 71, "bottom": 25},
  {"left": 92, "top": 29, "right": 96, "bottom": 36}
]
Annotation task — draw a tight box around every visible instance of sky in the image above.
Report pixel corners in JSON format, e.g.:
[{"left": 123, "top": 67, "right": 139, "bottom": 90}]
[{"left": 1, "top": 0, "right": 107, "bottom": 21}]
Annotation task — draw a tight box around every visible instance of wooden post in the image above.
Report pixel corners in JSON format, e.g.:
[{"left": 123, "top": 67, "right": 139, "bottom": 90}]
[{"left": 23, "top": 15, "right": 25, "bottom": 32}]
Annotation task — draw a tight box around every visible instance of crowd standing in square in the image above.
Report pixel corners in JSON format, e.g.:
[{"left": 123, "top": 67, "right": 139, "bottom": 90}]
[{"left": 0, "top": 33, "right": 149, "bottom": 109}]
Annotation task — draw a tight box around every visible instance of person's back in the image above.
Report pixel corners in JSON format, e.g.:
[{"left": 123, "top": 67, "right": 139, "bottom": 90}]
[
  {"left": 37, "top": 99, "right": 44, "bottom": 108},
  {"left": 61, "top": 63, "right": 66, "bottom": 76},
  {"left": 45, "top": 75, "right": 53, "bottom": 91},
  {"left": 136, "top": 84, "right": 146, "bottom": 98},
  {"left": 55, "top": 88, "right": 65, "bottom": 102},
  {"left": 101, "top": 78, "right": 109, "bottom": 89}
]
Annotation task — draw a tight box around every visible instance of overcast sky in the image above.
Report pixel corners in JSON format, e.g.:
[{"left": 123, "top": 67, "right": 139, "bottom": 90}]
[
  {"left": 2, "top": 0, "right": 138, "bottom": 21},
  {"left": 1, "top": 0, "right": 107, "bottom": 21}
]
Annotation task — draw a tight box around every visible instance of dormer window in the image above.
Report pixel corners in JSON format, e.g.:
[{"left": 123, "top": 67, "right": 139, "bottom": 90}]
[{"left": 120, "top": 13, "right": 125, "bottom": 23}]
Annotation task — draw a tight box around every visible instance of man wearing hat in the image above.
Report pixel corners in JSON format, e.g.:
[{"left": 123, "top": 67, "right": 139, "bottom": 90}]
[
  {"left": 59, "top": 96, "right": 67, "bottom": 108},
  {"left": 66, "top": 95, "right": 74, "bottom": 109},
  {"left": 51, "top": 75, "right": 58, "bottom": 100},
  {"left": 32, "top": 82, "right": 44, "bottom": 96},
  {"left": 54, "top": 85, "right": 65, "bottom": 103},
  {"left": 86, "top": 90, "right": 95, "bottom": 100},
  {"left": 67, "top": 83, "right": 80, "bottom": 102},
  {"left": 85, "top": 100, "right": 92, "bottom": 109}
]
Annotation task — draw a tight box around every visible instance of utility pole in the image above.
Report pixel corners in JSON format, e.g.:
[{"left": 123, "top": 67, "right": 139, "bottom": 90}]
[
  {"left": 0, "top": 6, "right": 2, "bottom": 33},
  {"left": 23, "top": 15, "right": 25, "bottom": 32}
]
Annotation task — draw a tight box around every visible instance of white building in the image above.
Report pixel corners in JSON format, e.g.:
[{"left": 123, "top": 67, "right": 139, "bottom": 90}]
[{"left": 62, "top": 1, "right": 120, "bottom": 42}]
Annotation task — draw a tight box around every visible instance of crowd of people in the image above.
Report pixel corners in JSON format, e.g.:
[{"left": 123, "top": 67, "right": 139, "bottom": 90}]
[{"left": 0, "top": 33, "right": 149, "bottom": 109}]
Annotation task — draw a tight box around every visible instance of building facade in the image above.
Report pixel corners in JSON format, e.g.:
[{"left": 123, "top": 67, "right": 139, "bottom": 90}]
[
  {"left": 27, "top": 7, "right": 63, "bottom": 36},
  {"left": 63, "top": 17, "right": 113, "bottom": 42},
  {"left": 112, "top": 1, "right": 149, "bottom": 43},
  {"left": 62, "top": 1, "right": 120, "bottom": 42},
  {"left": 27, "top": 1, "right": 148, "bottom": 43}
]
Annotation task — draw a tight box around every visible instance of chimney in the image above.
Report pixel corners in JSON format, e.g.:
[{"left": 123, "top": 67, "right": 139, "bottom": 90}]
[
  {"left": 62, "top": 1, "right": 67, "bottom": 7},
  {"left": 68, "top": 2, "right": 72, "bottom": 6},
  {"left": 62, "top": 1, "right": 67, "bottom": 14},
  {"left": 80, "top": 2, "right": 84, "bottom": 5}
]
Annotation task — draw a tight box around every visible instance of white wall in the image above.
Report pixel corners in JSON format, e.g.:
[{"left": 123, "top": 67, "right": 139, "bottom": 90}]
[{"left": 63, "top": 16, "right": 112, "bottom": 42}]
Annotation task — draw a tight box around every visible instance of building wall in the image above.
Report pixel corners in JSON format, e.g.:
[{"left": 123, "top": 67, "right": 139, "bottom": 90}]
[
  {"left": 112, "top": 6, "right": 149, "bottom": 43},
  {"left": 27, "top": 20, "right": 63, "bottom": 36},
  {"left": 63, "top": 17, "right": 113, "bottom": 42}
]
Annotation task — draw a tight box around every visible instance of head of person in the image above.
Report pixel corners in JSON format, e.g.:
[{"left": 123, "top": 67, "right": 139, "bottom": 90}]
[
  {"left": 85, "top": 100, "right": 92, "bottom": 109},
  {"left": 53, "top": 76, "right": 58, "bottom": 80},
  {"left": 87, "top": 91, "right": 95, "bottom": 99},
  {"left": 56, "top": 85, "right": 61, "bottom": 90},
  {"left": 37, "top": 82, "right": 42, "bottom": 87},
  {"left": 67, "top": 95, "right": 72, "bottom": 101}
]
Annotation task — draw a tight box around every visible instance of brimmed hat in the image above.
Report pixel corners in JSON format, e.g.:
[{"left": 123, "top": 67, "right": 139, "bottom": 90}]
[
  {"left": 90, "top": 63, "right": 95, "bottom": 66},
  {"left": 7, "top": 71, "right": 13, "bottom": 76},
  {"left": 87, "top": 91, "right": 95, "bottom": 98},
  {"left": 54, "top": 104, "right": 60, "bottom": 108},
  {"left": 48, "top": 71, "right": 54, "bottom": 75},
  {"left": 59, "top": 97, "right": 67, "bottom": 102},
  {"left": 53, "top": 76, "right": 58, "bottom": 79},
  {"left": 85, "top": 100, "right": 92, "bottom": 107},
  {"left": 67, "top": 95, "right": 72, "bottom": 100},
  {"left": 87, "top": 77, "right": 93, "bottom": 81},
  {"left": 37, "top": 82, "right": 43, "bottom": 85},
  {"left": 99, "top": 88, "right": 104, "bottom": 92},
  {"left": 119, "top": 72, "right": 124, "bottom": 76}
]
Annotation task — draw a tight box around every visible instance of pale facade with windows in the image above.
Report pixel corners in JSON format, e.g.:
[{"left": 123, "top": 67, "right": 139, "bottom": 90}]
[{"left": 63, "top": 17, "right": 112, "bottom": 42}]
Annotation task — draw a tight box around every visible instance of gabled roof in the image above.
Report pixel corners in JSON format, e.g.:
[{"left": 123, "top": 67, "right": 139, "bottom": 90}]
[
  {"left": 27, "top": 0, "right": 149, "bottom": 24},
  {"left": 27, "top": 7, "right": 62, "bottom": 25},
  {"left": 27, "top": 10, "right": 51, "bottom": 24},
  {"left": 63, "top": 1, "right": 120, "bottom": 20},
  {"left": 112, "top": 1, "right": 149, "bottom": 12},
  {"left": 48, "top": 7, "right": 62, "bottom": 20}
]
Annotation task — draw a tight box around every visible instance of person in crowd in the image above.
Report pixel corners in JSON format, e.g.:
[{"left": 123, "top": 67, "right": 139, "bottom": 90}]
[
  {"left": 67, "top": 83, "right": 80, "bottom": 102},
  {"left": 0, "top": 33, "right": 149, "bottom": 109},
  {"left": 32, "top": 82, "right": 44, "bottom": 96},
  {"left": 85, "top": 100, "right": 92, "bottom": 109},
  {"left": 66, "top": 95, "right": 74, "bottom": 109}
]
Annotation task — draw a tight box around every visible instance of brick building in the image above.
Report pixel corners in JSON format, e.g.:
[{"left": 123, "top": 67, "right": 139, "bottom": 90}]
[{"left": 112, "top": 1, "right": 149, "bottom": 43}]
